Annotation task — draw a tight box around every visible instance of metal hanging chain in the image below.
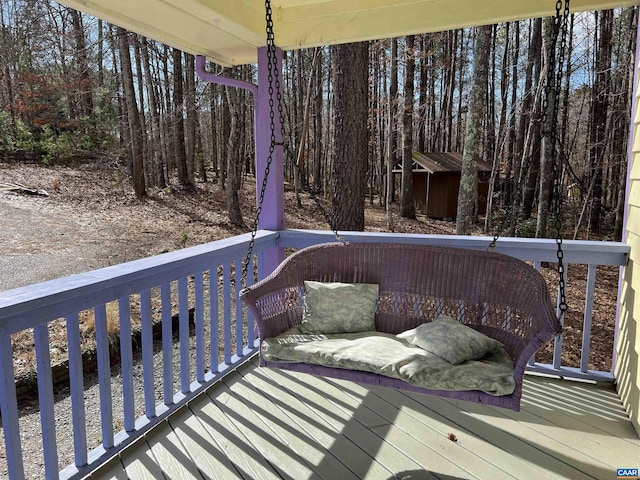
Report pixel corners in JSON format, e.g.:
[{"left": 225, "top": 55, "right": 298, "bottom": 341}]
[
  {"left": 241, "top": 0, "right": 345, "bottom": 288},
  {"left": 539, "top": 0, "right": 570, "bottom": 313},
  {"left": 240, "top": 0, "right": 279, "bottom": 288},
  {"left": 490, "top": 1, "right": 570, "bottom": 315},
  {"left": 281, "top": 145, "right": 346, "bottom": 244},
  {"left": 549, "top": 0, "right": 570, "bottom": 313}
]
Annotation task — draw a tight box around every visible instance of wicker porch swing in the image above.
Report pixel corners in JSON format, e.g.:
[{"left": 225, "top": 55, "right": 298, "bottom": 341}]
[{"left": 240, "top": 0, "right": 568, "bottom": 411}]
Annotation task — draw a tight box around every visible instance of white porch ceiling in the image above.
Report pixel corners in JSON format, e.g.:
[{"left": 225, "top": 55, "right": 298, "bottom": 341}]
[{"left": 55, "top": 0, "right": 638, "bottom": 66}]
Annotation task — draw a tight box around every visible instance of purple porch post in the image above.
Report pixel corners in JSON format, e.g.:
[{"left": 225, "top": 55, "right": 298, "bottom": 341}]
[
  {"left": 196, "top": 49, "right": 285, "bottom": 275},
  {"left": 255, "top": 46, "right": 285, "bottom": 274}
]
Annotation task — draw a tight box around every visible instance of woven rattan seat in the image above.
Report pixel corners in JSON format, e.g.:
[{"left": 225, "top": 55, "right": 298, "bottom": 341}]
[{"left": 241, "top": 242, "right": 561, "bottom": 411}]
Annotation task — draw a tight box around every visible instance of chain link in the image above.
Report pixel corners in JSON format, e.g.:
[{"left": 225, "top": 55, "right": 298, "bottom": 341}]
[
  {"left": 491, "top": 1, "right": 569, "bottom": 315},
  {"left": 241, "top": 0, "right": 346, "bottom": 288},
  {"left": 542, "top": 0, "right": 570, "bottom": 313},
  {"left": 282, "top": 145, "right": 346, "bottom": 244},
  {"left": 240, "top": 0, "right": 278, "bottom": 288},
  {"left": 274, "top": 47, "right": 344, "bottom": 244}
]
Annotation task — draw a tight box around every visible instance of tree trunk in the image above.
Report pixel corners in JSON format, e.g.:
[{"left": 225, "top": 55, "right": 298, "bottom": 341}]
[
  {"left": 589, "top": 9, "right": 614, "bottom": 233},
  {"left": 400, "top": 35, "right": 416, "bottom": 219},
  {"left": 613, "top": 8, "right": 638, "bottom": 240},
  {"left": 388, "top": 38, "right": 399, "bottom": 207},
  {"left": 161, "top": 44, "right": 173, "bottom": 178},
  {"left": 314, "top": 48, "right": 323, "bottom": 192},
  {"left": 456, "top": 25, "right": 491, "bottom": 234},
  {"left": 117, "top": 27, "right": 146, "bottom": 198},
  {"left": 224, "top": 84, "right": 246, "bottom": 228},
  {"left": 132, "top": 36, "right": 149, "bottom": 187},
  {"left": 522, "top": 21, "right": 544, "bottom": 224},
  {"left": 418, "top": 35, "right": 428, "bottom": 153},
  {"left": 140, "top": 36, "right": 165, "bottom": 188},
  {"left": 209, "top": 82, "right": 219, "bottom": 179},
  {"left": 172, "top": 48, "right": 191, "bottom": 187},
  {"left": 331, "top": 42, "right": 369, "bottom": 231},
  {"left": 486, "top": 25, "right": 497, "bottom": 167},
  {"left": 296, "top": 48, "right": 320, "bottom": 203},
  {"left": 386, "top": 39, "right": 399, "bottom": 230},
  {"left": 486, "top": 23, "right": 512, "bottom": 234},
  {"left": 536, "top": 17, "right": 560, "bottom": 238},
  {"left": 0, "top": 7, "right": 18, "bottom": 140},
  {"left": 446, "top": 30, "right": 459, "bottom": 151},
  {"left": 513, "top": 19, "right": 542, "bottom": 207},
  {"left": 220, "top": 83, "right": 230, "bottom": 189},
  {"left": 184, "top": 53, "right": 203, "bottom": 182},
  {"left": 69, "top": 9, "right": 94, "bottom": 123},
  {"left": 505, "top": 21, "right": 520, "bottom": 207}
]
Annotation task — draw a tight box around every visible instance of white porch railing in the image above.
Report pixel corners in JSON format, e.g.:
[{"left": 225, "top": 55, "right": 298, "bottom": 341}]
[{"left": 0, "top": 230, "right": 630, "bottom": 479}]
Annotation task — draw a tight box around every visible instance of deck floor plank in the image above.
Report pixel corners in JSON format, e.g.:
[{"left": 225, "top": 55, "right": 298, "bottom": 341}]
[
  {"left": 290, "top": 371, "right": 475, "bottom": 480},
  {"left": 231, "top": 365, "right": 363, "bottom": 480},
  {"left": 254, "top": 359, "right": 415, "bottom": 479},
  {"left": 246, "top": 361, "right": 392, "bottom": 479},
  {"left": 405, "top": 388, "right": 609, "bottom": 480},
  {"left": 87, "top": 359, "right": 639, "bottom": 480},
  {"left": 168, "top": 402, "right": 243, "bottom": 480},
  {"left": 521, "top": 377, "right": 640, "bottom": 445},
  {"left": 192, "top": 388, "right": 283, "bottom": 480},
  {"left": 118, "top": 434, "right": 165, "bottom": 480},
  {"left": 145, "top": 419, "right": 203, "bottom": 480},
  {"left": 216, "top": 371, "right": 323, "bottom": 479},
  {"left": 85, "top": 455, "right": 128, "bottom": 480},
  {"left": 327, "top": 376, "right": 520, "bottom": 480},
  {"left": 266, "top": 364, "right": 444, "bottom": 478},
  {"left": 443, "top": 397, "right": 612, "bottom": 480},
  {"left": 358, "top": 384, "right": 544, "bottom": 479},
  {"left": 488, "top": 384, "right": 636, "bottom": 468}
]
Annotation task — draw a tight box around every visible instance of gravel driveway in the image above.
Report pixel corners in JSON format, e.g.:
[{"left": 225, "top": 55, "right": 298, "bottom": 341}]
[
  {"left": 0, "top": 193, "right": 118, "bottom": 290},
  {"left": 0, "top": 192, "right": 182, "bottom": 478}
]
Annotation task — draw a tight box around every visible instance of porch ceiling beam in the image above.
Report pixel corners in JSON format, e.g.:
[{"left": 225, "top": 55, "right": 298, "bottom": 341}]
[
  {"left": 55, "top": 0, "right": 265, "bottom": 66},
  {"left": 275, "top": 0, "right": 640, "bottom": 50},
  {"left": 55, "top": 0, "right": 638, "bottom": 66}
]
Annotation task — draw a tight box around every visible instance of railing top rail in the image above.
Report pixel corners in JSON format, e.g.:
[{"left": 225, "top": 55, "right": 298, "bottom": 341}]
[
  {"left": 278, "top": 229, "right": 630, "bottom": 266},
  {"left": 0, "top": 231, "right": 279, "bottom": 335},
  {"left": 0, "top": 228, "right": 629, "bottom": 336}
]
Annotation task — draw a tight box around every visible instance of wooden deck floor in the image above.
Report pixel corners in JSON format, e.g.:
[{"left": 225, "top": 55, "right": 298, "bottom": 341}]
[{"left": 86, "top": 357, "right": 640, "bottom": 480}]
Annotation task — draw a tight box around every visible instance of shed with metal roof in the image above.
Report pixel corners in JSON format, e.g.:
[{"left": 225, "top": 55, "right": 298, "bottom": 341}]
[{"left": 392, "top": 152, "right": 492, "bottom": 219}]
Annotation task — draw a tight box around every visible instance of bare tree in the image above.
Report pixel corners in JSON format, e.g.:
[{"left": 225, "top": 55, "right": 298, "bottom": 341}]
[
  {"left": 172, "top": 48, "right": 192, "bottom": 187},
  {"left": 224, "top": 82, "right": 245, "bottom": 228},
  {"left": 331, "top": 41, "right": 369, "bottom": 231},
  {"left": 589, "top": 9, "right": 614, "bottom": 233},
  {"left": 536, "top": 17, "right": 559, "bottom": 238},
  {"left": 117, "top": 27, "right": 145, "bottom": 198},
  {"left": 400, "top": 35, "right": 416, "bottom": 219},
  {"left": 387, "top": 37, "right": 399, "bottom": 214},
  {"left": 456, "top": 25, "right": 492, "bottom": 234}
]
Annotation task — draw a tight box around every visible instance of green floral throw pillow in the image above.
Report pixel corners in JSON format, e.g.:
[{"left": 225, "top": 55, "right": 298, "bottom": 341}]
[
  {"left": 397, "top": 314, "right": 501, "bottom": 365},
  {"left": 299, "top": 281, "right": 379, "bottom": 334}
]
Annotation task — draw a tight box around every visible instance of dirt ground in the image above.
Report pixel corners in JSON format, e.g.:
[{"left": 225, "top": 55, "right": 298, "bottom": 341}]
[{"left": 0, "top": 161, "right": 620, "bottom": 373}]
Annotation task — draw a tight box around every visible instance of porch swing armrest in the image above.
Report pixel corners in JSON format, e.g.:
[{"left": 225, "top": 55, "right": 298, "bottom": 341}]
[
  {"left": 511, "top": 302, "right": 562, "bottom": 378},
  {"left": 241, "top": 285, "right": 304, "bottom": 341},
  {"left": 240, "top": 249, "right": 312, "bottom": 339}
]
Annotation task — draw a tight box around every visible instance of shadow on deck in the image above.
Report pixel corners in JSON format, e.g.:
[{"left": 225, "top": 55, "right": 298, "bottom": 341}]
[{"left": 86, "top": 357, "right": 639, "bottom": 480}]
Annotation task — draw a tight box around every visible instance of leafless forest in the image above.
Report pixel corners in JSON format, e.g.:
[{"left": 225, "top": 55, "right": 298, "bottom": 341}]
[{"left": 0, "top": 2, "right": 637, "bottom": 239}]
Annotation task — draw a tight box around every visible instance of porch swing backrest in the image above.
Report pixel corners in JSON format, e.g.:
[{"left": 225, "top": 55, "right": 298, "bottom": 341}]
[{"left": 240, "top": 242, "right": 561, "bottom": 410}]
